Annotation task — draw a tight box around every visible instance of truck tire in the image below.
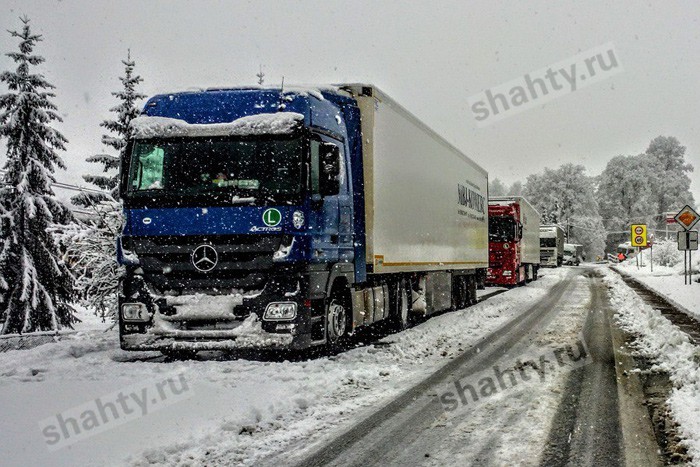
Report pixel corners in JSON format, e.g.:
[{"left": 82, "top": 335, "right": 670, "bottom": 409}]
[
  {"left": 451, "top": 275, "right": 468, "bottom": 310},
  {"left": 390, "top": 279, "right": 411, "bottom": 331},
  {"left": 467, "top": 275, "right": 478, "bottom": 305},
  {"left": 326, "top": 285, "right": 351, "bottom": 345}
]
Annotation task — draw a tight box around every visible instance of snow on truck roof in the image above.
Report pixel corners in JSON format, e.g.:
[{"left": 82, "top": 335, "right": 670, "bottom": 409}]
[
  {"left": 146, "top": 84, "right": 348, "bottom": 102},
  {"left": 130, "top": 112, "right": 305, "bottom": 139}
]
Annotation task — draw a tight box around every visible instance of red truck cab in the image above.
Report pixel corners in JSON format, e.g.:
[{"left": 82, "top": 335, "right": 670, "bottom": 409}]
[{"left": 486, "top": 197, "right": 540, "bottom": 286}]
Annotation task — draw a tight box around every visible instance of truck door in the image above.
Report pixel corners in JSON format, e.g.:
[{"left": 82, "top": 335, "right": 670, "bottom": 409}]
[{"left": 310, "top": 137, "right": 353, "bottom": 262}]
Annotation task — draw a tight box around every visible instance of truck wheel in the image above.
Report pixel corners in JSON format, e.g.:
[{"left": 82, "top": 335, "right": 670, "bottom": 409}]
[
  {"left": 467, "top": 275, "right": 478, "bottom": 305},
  {"left": 326, "top": 298, "right": 349, "bottom": 345},
  {"left": 391, "top": 280, "right": 411, "bottom": 331}
]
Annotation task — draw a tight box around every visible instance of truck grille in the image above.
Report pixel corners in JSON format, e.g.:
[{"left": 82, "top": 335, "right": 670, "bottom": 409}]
[{"left": 127, "top": 234, "right": 286, "bottom": 292}]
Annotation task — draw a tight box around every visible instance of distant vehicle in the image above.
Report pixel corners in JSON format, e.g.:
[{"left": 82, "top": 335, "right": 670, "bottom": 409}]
[
  {"left": 487, "top": 196, "right": 541, "bottom": 286},
  {"left": 615, "top": 241, "right": 640, "bottom": 260},
  {"left": 116, "top": 84, "right": 489, "bottom": 354},
  {"left": 540, "top": 225, "right": 565, "bottom": 267},
  {"left": 563, "top": 243, "right": 584, "bottom": 266}
]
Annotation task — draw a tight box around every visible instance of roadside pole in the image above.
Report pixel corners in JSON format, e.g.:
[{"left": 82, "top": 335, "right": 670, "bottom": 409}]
[{"left": 673, "top": 206, "right": 699, "bottom": 286}]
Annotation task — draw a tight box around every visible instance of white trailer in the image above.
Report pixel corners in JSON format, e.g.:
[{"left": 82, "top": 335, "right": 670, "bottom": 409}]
[
  {"left": 349, "top": 85, "right": 489, "bottom": 275},
  {"left": 342, "top": 84, "right": 489, "bottom": 319}
]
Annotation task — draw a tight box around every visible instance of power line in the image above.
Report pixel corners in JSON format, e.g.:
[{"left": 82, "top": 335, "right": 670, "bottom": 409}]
[
  {"left": 0, "top": 169, "right": 108, "bottom": 216},
  {"left": 0, "top": 169, "right": 108, "bottom": 195}
]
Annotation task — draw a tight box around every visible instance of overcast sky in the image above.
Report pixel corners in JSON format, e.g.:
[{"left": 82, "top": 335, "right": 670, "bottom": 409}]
[{"left": 1, "top": 0, "right": 699, "bottom": 203}]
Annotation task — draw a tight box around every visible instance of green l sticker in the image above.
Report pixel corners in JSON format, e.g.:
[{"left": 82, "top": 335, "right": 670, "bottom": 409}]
[{"left": 262, "top": 208, "right": 282, "bottom": 227}]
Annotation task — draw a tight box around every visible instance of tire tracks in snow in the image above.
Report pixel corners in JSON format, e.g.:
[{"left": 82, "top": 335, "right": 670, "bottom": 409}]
[{"left": 283, "top": 269, "right": 582, "bottom": 467}]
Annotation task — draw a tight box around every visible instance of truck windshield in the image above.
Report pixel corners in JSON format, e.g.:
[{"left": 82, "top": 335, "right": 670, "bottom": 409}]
[
  {"left": 489, "top": 218, "right": 516, "bottom": 241},
  {"left": 540, "top": 238, "right": 556, "bottom": 248},
  {"left": 126, "top": 136, "right": 303, "bottom": 200}
]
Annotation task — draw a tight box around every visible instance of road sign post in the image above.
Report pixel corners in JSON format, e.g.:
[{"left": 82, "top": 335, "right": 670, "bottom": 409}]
[
  {"left": 674, "top": 206, "right": 699, "bottom": 285},
  {"left": 677, "top": 230, "right": 698, "bottom": 285}
]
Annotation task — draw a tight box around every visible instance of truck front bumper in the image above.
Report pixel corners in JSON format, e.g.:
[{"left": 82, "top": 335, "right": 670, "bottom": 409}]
[
  {"left": 120, "top": 324, "right": 313, "bottom": 352},
  {"left": 486, "top": 268, "right": 519, "bottom": 286},
  {"left": 119, "top": 270, "right": 324, "bottom": 352}
]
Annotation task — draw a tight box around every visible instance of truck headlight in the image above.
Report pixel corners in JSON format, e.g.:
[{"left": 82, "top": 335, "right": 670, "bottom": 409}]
[
  {"left": 121, "top": 303, "right": 150, "bottom": 322},
  {"left": 292, "top": 211, "right": 305, "bottom": 229},
  {"left": 263, "top": 302, "right": 297, "bottom": 320}
]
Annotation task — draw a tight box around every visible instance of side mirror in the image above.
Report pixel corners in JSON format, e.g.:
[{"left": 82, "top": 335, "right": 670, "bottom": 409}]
[{"left": 319, "top": 143, "right": 340, "bottom": 196}]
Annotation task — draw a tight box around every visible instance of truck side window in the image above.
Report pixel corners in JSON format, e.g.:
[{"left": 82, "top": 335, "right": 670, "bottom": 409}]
[
  {"left": 132, "top": 145, "right": 165, "bottom": 190},
  {"left": 310, "top": 138, "right": 345, "bottom": 195}
]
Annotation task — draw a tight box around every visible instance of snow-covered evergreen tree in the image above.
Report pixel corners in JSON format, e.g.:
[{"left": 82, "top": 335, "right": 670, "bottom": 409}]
[
  {"left": 59, "top": 201, "right": 123, "bottom": 320},
  {"left": 72, "top": 51, "right": 145, "bottom": 206},
  {"left": 0, "top": 17, "right": 76, "bottom": 334}
]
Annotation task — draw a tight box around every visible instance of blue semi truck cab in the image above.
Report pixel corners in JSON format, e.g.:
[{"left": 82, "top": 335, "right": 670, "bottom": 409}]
[{"left": 117, "top": 85, "right": 489, "bottom": 354}]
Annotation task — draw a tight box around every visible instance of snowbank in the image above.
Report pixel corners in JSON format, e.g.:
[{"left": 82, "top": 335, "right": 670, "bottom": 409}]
[
  {"left": 616, "top": 259, "right": 700, "bottom": 321},
  {"left": 130, "top": 112, "right": 304, "bottom": 139},
  {"left": 604, "top": 269, "right": 700, "bottom": 465}
]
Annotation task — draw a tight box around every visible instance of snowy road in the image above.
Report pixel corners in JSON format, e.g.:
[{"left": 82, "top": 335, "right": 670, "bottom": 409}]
[
  {"left": 283, "top": 267, "right": 633, "bottom": 467},
  {"left": 0, "top": 266, "right": 655, "bottom": 466}
]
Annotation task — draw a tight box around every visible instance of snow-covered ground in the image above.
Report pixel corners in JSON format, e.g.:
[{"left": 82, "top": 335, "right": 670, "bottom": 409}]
[
  {"left": 422, "top": 270, "right": 593, "bottom": 466},
  {"left": 604, "top": 267, "right": 700, "bottom": 464},
  {"left": 0, "top": 269, "right": 569, "bottom": 467},
  {"left": 616, "top": 253, "right": 700, "bottom": 320}
]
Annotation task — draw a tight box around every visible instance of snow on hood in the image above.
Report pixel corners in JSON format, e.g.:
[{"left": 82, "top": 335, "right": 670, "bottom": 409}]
[{"left": 130, "top": 112, "right": 304, "bottom": 139}]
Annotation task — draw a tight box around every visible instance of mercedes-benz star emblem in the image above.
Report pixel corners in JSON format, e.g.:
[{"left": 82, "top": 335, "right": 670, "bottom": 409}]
[{"left": 191, "top": 244, "right": 218, "bottom": 272}]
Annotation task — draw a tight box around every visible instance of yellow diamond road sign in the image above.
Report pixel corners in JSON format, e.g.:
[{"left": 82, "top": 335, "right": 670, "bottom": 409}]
[
  {"left": 630, "top": 224, "right": 648, "bottom": 247},
  {"left": 674, "top": 205, "right": 699, "bottom": 231}
]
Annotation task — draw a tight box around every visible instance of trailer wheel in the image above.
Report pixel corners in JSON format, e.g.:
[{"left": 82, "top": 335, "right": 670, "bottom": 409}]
[
  {"left": 390, "top": 279, "right": 411, "bottom": 331},
  {"left": 452, "top": 275, "right": 469, "bottom": 310},
  {"left": 467, "top": 275, "right": 478, "bottom": 305}
]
